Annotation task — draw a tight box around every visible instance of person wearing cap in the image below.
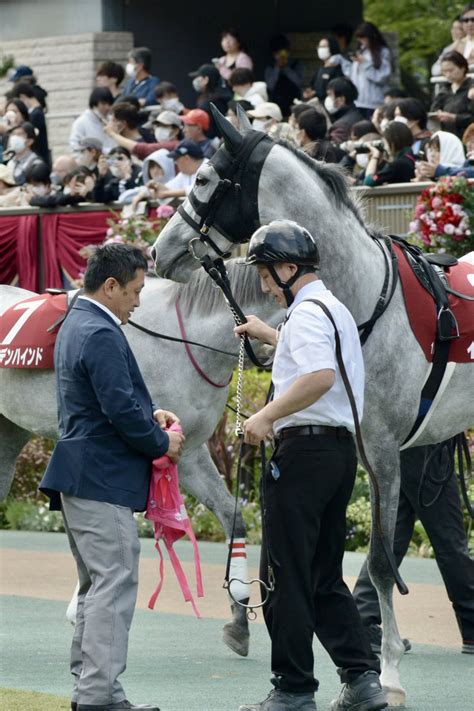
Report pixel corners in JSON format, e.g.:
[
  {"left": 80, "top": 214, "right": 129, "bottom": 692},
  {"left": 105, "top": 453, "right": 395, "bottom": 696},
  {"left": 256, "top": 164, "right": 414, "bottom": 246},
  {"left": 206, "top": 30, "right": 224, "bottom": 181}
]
[
  {"left": 77, "top": 137, "right": 103, "bottom": 177},
  {"left": 189, "top": 63, "right": 230, "bottom": 138},
  {"left": 104, "top": 110, "right": 182, "bottom": 161},
  {"left": 234, "top": 221, "right": 386, "bottom": 711},
  {"left": 121, "top": 47, "right": 159, "bottom": 107},
  {"left": 151, "top": 140, "right": 206, "bottom": 200},
  {"left": 247, "top": 102, "right": 283, "bottom": 133},
  {"left": 182, "top": 109, "right": 216, "bottom": 158},
  {"left": 8, "top": 65, "right": 48, "bottom": 110}
]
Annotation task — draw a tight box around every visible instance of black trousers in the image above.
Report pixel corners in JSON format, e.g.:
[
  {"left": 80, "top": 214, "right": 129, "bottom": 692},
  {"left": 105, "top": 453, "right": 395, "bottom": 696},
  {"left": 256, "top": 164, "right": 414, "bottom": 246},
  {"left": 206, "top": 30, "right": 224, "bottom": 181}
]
[
  {"left": 353, "top": 442, "right": 474, "bottom": 643},
  {"left": 260, "top": 434, "right": 380, "bottom": 694}
]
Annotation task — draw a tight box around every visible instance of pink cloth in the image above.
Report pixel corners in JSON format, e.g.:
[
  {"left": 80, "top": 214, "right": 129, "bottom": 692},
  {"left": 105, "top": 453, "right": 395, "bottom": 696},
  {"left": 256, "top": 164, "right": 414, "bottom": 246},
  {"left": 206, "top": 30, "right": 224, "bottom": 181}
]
[{"left": 145, "top": 423, "right": 204, "bottom": 616}]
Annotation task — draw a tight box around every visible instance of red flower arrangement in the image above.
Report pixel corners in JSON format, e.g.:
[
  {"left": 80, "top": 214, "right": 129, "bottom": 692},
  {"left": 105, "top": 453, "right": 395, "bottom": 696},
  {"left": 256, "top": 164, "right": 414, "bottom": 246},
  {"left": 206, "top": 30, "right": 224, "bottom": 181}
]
[{"left": 409, "top": 176, "right": 474, "bottom": 258}]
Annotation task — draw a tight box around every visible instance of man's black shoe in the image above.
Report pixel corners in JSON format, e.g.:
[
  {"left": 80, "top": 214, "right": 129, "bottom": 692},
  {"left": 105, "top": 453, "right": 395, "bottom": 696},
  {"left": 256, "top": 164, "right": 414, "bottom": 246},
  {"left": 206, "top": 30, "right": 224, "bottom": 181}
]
[
  {"left": 365, "top": 624, "right": 411, "bottom": 654},
  {"left": 77, "top": 703, "right": 159, "bottom": 710},
  {"left": 330, "top": 671, "right": 388, "bottom": 710}
]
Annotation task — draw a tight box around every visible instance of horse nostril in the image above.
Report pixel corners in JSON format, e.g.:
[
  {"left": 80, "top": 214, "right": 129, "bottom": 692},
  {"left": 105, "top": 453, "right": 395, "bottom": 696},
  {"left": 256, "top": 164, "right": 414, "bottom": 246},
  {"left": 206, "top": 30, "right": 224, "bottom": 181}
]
[{"left": 151, "top": 247, "right": 157, "bottom": 263}]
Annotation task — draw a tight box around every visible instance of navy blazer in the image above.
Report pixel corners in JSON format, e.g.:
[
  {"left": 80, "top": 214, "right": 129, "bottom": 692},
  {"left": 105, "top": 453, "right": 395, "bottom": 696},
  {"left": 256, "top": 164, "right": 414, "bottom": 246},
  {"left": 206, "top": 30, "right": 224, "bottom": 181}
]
[{"left": 40, "top": 299, "right": 169, "bottom": 511}]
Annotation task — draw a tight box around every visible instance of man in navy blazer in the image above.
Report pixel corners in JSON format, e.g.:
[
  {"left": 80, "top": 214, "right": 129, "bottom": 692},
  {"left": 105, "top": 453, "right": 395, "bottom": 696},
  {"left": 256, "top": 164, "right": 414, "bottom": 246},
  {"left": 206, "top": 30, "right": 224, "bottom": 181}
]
[{"left": 40, "top": 244, "right": 184, "bottom": 711}]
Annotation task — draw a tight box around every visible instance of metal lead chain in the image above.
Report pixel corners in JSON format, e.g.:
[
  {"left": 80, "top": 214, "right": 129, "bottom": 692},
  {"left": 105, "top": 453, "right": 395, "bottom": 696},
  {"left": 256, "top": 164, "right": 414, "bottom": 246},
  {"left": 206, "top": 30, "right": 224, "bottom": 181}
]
[{"left": 234, "top": 334, "right": 245, "bottom": 437}]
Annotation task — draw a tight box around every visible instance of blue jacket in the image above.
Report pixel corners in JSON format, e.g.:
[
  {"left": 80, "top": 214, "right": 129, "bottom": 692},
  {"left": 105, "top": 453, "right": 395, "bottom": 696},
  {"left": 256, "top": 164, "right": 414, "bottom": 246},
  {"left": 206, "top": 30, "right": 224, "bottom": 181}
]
[
  {"left": 120, "top": 75, "right": 159, "bottom": 106},
  {"left": 40, "top": 300, "right": 169, "bottom": 511}
]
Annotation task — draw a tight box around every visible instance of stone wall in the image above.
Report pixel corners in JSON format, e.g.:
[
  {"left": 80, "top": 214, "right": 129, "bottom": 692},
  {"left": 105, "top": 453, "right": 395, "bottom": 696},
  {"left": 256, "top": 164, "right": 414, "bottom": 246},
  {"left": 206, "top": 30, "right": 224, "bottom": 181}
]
[{"left": 0, "top": 32, "right": 133, "bottom": 158}]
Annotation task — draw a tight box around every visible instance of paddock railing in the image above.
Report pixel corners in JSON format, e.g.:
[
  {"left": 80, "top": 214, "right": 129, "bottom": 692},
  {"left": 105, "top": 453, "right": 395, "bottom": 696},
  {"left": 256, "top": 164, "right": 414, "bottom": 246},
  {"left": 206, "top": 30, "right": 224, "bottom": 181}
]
[{"left": 0, "top": 182, "right": 433, "bottom": 292}]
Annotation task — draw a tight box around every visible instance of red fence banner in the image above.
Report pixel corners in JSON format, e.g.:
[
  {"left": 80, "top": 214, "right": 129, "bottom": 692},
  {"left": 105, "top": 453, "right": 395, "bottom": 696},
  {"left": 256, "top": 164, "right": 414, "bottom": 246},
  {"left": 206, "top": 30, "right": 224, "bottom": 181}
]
[{"left": 0, "top": 214, "right": 39, "bottom": 291}]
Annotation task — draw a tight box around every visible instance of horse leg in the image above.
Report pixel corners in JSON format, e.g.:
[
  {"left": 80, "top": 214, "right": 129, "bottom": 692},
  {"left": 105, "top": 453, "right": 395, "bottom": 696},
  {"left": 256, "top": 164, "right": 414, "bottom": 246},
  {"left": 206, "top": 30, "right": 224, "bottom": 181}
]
[
  {"left": 179, "top": 443, "right": 250, "bottom": 657},
  {"left": 365, "top": 439, "right": 407, "bottom": 707},
  {"left": 0, "top": 415, "right": 32, "bottom": 501}
]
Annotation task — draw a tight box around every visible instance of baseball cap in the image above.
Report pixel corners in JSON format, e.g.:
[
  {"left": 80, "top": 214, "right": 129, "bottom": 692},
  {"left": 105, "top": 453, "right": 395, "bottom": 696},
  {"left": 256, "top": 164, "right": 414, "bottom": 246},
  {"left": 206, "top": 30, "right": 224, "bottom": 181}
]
[
  {"left": 188, "top": 63, "right": 220, "bottom": 82},
  {"left": 154, "top": 110, "right": 183, "bottom": 127},
  {"left": 181, "top": 109, "right": 210, "bottom": 131},
  {"left": 9, "top": 65, "right": 34, "bottom": 82},
  {"left": 167, "top": 139, "right": 204, "bottom": 160},
  {"left": 247, "top": 102, "right": 283, "bottom": 121},
  {"left": 78, "top": 137, "right": 103, "bottom": 151},
  {"left": 0, "top": 165, "right": 16, "bottom": 186}
]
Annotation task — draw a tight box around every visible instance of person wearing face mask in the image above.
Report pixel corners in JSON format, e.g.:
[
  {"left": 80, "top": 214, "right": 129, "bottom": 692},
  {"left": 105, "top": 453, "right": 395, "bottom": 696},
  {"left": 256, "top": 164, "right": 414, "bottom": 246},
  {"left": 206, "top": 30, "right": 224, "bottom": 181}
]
[
  {"left": 69, "top": 88, "right": 117, "bottom": 157},
  {"left": 77, "top": 137, "right": 103, "bottom": 178},
  {"left": 121, "top": 47, "right": 159, "bottom": 107},
  {"left": 9, "top": 81, "right": 50, "bottom": 165},
  {"left": 93, "top": 147, "right": 142, "bottom": 203},
  {"left": 329, "top": 22, "right": 392, "bottom": 119},
  {"left": 413, "top": 130, "right": 468, "bottom": 181},
  {"left": 247, "top": 102, "right": 283, "bottom": 133},
  {"left": 338, "top": 123, "right": 380, "bottom": 178},
  {"left": 129, "top": 148, "right": 177, "bottom": 209},
  {"left": 154, "top": 82, "right": 186, "bottom": 115},
  {"left": 188, "top": 63, "right": 231, "bottom": 138},
  {"left": 181, "top": 109, "right": 217, "bottom": 158},
  {"left": 104, "top": 110, "right": 183, "bottom": 161},
  {"left": 304, "top": 36, "right": 343, "bottom": 102},
  {"left": 364, "top": 121, "right": 416, "bottom": 186},
  {"left": 325, "top": 78, "right": 364, "bottom": 145},
  {"left": 430, "top": 50, "right": 474, "bottom": 138},
  {"left": 6, "top": 122, "right": 45, "bottom": 186},
  {"left": 393, "top": 98, "right": 432, "bottom": 155}
]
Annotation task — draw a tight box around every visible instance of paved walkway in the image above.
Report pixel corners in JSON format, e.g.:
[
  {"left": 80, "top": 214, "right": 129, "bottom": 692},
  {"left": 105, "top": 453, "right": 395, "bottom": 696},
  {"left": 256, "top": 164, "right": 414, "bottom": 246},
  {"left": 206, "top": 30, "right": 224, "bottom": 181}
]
[{"left": 0, "top": 531, "right": 472, "bottom": 710}]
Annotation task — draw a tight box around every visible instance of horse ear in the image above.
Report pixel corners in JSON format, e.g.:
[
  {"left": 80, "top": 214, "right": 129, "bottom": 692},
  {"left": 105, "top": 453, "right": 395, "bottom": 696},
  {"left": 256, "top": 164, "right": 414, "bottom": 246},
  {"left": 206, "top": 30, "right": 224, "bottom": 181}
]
[
  {"left": 210, "top": 103, "right": 243, "bottom": 152},
  {"left": 235, "top": 102, "right": 253, "bottom": 132}
]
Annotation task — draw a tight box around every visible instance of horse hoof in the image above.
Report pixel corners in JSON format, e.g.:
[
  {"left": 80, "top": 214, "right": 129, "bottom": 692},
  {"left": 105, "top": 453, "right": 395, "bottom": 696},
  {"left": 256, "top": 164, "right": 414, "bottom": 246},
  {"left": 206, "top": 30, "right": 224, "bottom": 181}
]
[
  {"left": 223, "top": 621, "right": 250, "bottom": 657},
  {"left": 383, "top": 685, "right": 406, "bottom": 707}
]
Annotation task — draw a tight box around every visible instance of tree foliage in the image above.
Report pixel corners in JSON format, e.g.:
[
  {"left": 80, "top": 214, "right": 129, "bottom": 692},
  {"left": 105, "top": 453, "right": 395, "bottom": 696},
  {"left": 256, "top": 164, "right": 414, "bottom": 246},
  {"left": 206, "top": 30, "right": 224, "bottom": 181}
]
[{"left": 365, "top": 0, "right": 468, "bottom": 94}]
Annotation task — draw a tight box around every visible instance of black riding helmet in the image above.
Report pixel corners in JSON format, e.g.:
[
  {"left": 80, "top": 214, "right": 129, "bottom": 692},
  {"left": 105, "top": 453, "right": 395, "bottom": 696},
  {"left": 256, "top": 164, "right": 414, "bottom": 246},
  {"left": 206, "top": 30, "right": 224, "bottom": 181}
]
[{"left": 246, "top": 220, "right": 319, "bottom": 305}]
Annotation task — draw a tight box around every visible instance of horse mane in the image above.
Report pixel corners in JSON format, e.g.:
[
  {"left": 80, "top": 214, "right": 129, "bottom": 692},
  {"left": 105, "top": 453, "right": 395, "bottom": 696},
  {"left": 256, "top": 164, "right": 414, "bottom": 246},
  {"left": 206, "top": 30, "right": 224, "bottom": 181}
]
[
  {"left": 176, "top": 258, "right": 270, "bottom": 314},
  {"left": 276, "top": 139, "right": 366, "bottom": 227}
]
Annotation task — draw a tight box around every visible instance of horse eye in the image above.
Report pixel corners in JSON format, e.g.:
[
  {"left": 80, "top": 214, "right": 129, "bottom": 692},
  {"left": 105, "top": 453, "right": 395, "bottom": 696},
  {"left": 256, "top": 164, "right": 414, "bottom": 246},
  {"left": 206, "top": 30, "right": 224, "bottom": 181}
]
[{"left": 195, "top": 176, "right": 208, "bottom": 187}]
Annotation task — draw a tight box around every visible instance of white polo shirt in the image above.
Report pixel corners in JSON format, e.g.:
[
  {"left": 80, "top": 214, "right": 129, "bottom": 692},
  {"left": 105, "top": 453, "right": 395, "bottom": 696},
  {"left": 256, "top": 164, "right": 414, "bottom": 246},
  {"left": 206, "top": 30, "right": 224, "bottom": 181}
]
[
  {"left": 165, "top": 158, "right": 209, "bottom": 195},
  {"left": 272, "top": 279, "right": 364, "bottom": 434}
]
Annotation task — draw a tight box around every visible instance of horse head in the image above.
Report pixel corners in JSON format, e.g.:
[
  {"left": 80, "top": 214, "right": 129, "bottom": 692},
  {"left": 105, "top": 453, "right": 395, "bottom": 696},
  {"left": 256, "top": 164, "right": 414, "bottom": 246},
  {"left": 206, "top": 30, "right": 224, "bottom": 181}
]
[{"left": 153, "top": 104, "right": 274, "bottom": 282}]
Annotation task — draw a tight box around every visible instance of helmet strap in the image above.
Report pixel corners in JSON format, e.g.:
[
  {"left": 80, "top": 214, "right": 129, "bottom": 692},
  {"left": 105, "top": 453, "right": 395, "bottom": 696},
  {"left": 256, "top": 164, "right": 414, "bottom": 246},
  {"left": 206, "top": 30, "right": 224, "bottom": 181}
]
[{"left": 267, "top": 264, "right": 305, "bottom": 307}]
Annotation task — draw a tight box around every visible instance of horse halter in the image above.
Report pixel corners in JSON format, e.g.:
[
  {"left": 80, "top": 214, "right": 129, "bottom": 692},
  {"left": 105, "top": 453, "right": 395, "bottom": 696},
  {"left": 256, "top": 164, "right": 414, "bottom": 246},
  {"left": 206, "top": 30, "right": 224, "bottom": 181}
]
[{"left": 178, "top": 127, "right": 274, "bottom": 261}]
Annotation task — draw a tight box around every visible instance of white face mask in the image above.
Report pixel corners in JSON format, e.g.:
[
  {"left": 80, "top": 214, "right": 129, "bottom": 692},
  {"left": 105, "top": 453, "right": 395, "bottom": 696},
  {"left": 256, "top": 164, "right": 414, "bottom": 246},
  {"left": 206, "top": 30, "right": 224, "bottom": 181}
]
[
  {"left": 8, "top": 134, "right": 27, "bottom": 154},
  {"left": 356, "top": 154, "right": 370, "bottom": 169},
  {"left": 154, "top": 126, "right": 172, "bottom": 141},
  {"left": 78, "top": 152, "right": 95, "bottom": 168},
  {"left": 31, "top": 184, "right": 48, "bottom": 196},
  {"left": 324, "top": 95, "right": 338, "bottom": 114},
  {"left": 110, "top": 165, "right": 122, "bottom": 178},
  {"left": 50, "top": 173, "right": 62, "bottom": 187},
  {"left": 126, "top": 62, "right": 136, "bottom": 78},
  {"left": 192, "top": 77, "right": 204, "bottom": 93},
  {"left": 252, "top": 118, "right": 273, "bottom": 131},
  {"left": 318, "top": 47, "right": 331, "bottom": 61}
]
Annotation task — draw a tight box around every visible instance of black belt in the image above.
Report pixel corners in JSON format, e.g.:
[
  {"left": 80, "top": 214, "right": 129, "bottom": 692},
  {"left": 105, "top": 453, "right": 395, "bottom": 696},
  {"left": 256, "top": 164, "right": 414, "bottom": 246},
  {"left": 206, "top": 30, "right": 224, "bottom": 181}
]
[{"left": 277, "top": 425, "right": 352, "bottom": 440}]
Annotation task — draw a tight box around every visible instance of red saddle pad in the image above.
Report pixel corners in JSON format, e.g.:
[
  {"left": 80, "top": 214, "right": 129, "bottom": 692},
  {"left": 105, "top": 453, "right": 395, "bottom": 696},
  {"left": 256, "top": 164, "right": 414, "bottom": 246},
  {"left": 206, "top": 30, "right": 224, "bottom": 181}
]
[
  {"left": 0, "top": 293, "right": 67, "bottom": 369},
  {"left": 394, "top": 244, "right": 474, "bottom": 364}
]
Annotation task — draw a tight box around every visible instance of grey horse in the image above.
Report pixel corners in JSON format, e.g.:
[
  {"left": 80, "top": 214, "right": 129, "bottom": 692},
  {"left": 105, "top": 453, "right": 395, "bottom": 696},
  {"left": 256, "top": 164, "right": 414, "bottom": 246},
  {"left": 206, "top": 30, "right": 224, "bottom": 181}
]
[
  {"left": 151, "top": 109, "right": 474, "bottom": 705},
  {"left": 0, "top": 259, "right": 284, "bottom": 657}
]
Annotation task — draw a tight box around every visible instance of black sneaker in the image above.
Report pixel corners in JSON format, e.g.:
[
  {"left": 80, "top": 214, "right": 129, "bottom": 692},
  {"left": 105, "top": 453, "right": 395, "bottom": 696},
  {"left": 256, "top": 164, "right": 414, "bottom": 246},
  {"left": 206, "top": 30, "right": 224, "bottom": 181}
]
[
  {"left": 462, "top": 640, "right": 474, "bottom": 654},
  {"left": 365, "top": 624, "right": 411, "bottom": 654},
  {"left": 330, "top": 671, "right": 388, "bottom": 711},
  {"left": 238, "top": 689, "right": 316, "bottom": 710}
]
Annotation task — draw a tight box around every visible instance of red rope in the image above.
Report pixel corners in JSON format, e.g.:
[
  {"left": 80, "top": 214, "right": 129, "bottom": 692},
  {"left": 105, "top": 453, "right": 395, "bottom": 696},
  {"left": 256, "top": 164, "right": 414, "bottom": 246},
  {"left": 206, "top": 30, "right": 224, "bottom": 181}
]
[{"left": 175, "top": 300, "right": 232, "bottom": 389}]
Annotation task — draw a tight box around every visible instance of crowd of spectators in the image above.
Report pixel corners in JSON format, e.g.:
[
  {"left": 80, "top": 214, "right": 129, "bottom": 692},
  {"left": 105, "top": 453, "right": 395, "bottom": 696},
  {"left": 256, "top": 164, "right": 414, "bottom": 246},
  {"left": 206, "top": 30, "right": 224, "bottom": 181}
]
[{"left": 1, "top": 6, "right": 473, "bottom": 211}]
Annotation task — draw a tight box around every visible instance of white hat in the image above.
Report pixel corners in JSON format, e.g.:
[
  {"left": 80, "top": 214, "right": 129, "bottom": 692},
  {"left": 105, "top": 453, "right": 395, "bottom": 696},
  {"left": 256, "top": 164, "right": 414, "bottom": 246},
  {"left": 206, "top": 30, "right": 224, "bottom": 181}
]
[{"left": 247, "top": 102, "right": 283, "bottom": 121}]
